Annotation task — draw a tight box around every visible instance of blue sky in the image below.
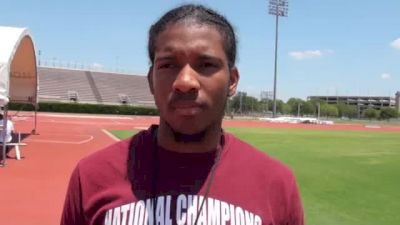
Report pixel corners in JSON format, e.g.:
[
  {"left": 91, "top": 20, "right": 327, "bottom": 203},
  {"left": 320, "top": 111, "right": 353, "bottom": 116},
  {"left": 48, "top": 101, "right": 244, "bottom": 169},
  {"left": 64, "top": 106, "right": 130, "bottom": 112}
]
[{"left": 1, "top": 0, "right": 399, "bottom": 101}]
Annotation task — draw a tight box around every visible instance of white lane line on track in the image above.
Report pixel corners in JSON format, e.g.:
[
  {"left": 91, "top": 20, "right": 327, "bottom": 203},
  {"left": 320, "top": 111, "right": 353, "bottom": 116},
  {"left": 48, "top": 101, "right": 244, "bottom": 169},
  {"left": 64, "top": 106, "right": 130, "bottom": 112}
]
[
  {"left": 38, "top": 120, "right": 138, "bottom": 126},
  {"left": 102, "top": 129, "right": 120, "bottom": 141},
  {"left": 27, "top": 135, "right": 94, "bottom": 144},
  {"left": 134, "top": 127, "right": 148, "bottom": 130},
  {"left": 36, "top": 120, "right": 154, "bottom": 128},
  {"left": 39, "top": 113, "right": 135, "bottom": 120}
]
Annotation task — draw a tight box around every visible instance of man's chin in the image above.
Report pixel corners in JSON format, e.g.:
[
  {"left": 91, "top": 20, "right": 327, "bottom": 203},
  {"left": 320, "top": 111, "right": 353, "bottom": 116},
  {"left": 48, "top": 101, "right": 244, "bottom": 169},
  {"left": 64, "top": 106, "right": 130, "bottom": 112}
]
[
  {"left": 165, "top": 122, "right": 207, "bottom": 143},
  {"left": 173, "top": 130, "right": 206, "bottom": 143}
]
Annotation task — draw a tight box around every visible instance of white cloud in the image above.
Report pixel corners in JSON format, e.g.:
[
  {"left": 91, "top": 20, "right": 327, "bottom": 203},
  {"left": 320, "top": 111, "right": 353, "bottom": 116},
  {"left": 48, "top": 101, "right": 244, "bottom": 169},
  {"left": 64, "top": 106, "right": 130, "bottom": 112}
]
[
  {"left": 289, "top": 49, "right": 333, "bottom": 60},
  {"left": 390, "top": 38, "right": 400, "bottom": 50},
  {"left": 380, "top": 73, "right": 391, "bottom": 80}
]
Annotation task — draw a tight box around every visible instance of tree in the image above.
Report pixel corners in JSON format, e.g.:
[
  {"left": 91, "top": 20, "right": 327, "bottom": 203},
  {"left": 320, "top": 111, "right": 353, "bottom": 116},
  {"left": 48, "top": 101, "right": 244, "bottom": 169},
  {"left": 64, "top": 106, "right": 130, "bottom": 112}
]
[
  {"left": 364, "top": 108, "right": 379, "bottom": 120},
  {"left": 301, "top": 101, "right": 315, "bottom": 116},
  {"left": 308, "top": 99, "right": 324, "bottom": 116},
  {"left": 275, "top": 100, "right": 284, "bottom": 114},
  {"left": 230, "top": 92, "right": 261, "bottom": 114},
  {"left": 380, "top": 107, "right": 399, "bottom": 121},
  {"left": 337, "top": 103, "right": 358, "bottom": 119},
  {"left": 246, "top": 96, "right": 259, "bottom": 113},
  {"left": 258, "top": 98, "right": 288, "bottom": 115},
  {"left": 321, "top": 104, "right": 338, "bottom": 118},
  {"left": 259, "top": 99, "right": 269, "bottom": 113},
  {"left": 286, "top": 99, "right": 317, "bottom": 116},
  {"left": 287, "top": 98, "right": 304, "bottom": 116},
  {"left": 231, "top": 92, "right": 246, "bottom": 114},
  {"left": 280, "top": 103, "right": 292, "bottom": 115},
  {"left": 347, "top": 105, "right": 358, "bottom": 119}
]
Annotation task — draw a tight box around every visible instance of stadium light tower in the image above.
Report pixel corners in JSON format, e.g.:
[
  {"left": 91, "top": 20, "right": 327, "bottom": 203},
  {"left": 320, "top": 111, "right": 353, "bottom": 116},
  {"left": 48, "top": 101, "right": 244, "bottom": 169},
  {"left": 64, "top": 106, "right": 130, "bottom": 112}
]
[{"left": 269, "top": 0, "right": 288, "bottom": 118}]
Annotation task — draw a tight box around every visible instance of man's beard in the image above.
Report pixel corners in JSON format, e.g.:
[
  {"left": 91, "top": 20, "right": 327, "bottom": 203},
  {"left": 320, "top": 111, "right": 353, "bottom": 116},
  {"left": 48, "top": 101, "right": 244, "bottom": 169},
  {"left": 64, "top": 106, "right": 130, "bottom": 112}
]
[
  {"left": 162, "top": 91, "right": 228, "bottom": 143},
  {"left": 165, "top": 121, "right": 207, "bottom": 143}
]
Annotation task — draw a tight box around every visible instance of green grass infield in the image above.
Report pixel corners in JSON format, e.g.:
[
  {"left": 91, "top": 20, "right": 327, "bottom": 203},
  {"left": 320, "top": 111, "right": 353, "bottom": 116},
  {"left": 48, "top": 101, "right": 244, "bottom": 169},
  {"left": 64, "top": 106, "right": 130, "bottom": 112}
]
[{"left": 110, "top": 127, "right": 400, "bottom": 225}]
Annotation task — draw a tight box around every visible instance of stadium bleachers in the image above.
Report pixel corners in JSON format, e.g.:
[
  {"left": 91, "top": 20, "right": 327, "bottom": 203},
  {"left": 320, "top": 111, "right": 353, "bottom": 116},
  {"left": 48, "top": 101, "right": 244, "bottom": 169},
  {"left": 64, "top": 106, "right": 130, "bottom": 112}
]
[{"left": 38, "top": 67, "right": 154, "bottom": 106}]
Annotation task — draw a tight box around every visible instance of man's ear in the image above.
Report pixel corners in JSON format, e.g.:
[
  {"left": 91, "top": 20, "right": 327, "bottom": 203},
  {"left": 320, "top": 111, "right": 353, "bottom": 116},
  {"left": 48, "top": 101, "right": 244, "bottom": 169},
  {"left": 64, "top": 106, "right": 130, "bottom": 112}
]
[
  {"left": 228, "top": 67, "right": 239, "bottom": 97},
  {"left": 147, "top": 66, "right": 155, "bottom": 95}
]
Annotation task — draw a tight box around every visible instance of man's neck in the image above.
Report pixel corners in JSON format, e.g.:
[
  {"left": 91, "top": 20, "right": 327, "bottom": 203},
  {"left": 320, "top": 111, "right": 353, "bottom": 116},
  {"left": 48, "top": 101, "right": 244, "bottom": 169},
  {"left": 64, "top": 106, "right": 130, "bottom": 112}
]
[{"left": 156, "top": 122, "right": 222, "bottom": 153}]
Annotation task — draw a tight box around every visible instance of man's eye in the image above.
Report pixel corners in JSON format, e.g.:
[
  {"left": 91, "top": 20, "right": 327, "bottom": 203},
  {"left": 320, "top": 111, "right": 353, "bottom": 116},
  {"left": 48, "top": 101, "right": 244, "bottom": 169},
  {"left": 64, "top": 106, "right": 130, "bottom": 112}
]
[
  {"left": 200, "top": 62, "right": 217, "bottom": 68},
  {"left": 158, "top": 63, "right": 175, "bottom": 69}
]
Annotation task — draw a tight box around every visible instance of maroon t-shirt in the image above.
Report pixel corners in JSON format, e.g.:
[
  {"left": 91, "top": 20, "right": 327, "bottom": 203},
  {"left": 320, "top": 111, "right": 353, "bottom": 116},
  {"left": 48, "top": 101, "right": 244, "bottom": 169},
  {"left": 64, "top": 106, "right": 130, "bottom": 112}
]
[{"left": 61, "top": 126, "right": 304, "bottom": 225}]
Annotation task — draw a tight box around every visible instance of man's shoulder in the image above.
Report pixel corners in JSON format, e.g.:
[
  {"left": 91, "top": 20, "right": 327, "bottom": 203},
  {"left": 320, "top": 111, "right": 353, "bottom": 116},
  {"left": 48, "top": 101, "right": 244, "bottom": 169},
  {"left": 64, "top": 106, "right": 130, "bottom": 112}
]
[
  {"left": 89, "top": 138, "right": 131, "bottom": 159},
  {"left": 77, "top": 127, "right": 154, "bottom": 172},
  {"left": 78, "top": 138, "right": 132, "bottom": 171}
]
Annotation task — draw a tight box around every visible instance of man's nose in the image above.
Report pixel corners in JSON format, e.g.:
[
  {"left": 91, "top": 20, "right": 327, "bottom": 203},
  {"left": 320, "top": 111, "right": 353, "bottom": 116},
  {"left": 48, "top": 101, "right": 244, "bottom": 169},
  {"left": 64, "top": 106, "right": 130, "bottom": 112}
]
[{"left": 172, "top": 65, "right": 201, "bottom": 93}]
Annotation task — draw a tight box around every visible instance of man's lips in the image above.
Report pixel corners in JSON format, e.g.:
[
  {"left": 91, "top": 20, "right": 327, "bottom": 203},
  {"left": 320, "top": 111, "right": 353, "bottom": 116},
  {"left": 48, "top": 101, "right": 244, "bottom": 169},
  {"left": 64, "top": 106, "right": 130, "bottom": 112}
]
[{"left": 171, "top": 101, "right": 204, "bottom": 116}]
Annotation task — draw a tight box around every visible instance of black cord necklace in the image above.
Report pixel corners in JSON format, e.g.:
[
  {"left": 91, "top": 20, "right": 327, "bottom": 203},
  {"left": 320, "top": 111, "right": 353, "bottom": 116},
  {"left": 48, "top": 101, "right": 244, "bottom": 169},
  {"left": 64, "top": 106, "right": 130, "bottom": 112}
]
[
  {"left": 151, "top": 128, "right": 224, "bottom": 225},
  {"left": 193, "top": 141, "right": 223, "bottom": 224}
]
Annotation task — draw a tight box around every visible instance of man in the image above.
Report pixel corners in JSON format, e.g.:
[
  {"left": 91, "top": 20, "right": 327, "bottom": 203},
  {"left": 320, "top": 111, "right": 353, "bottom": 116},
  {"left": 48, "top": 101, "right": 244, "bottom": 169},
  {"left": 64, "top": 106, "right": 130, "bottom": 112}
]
[
  {"left": 61, "top": 4, "right": 304, "bottom": 225},
  {"left": 0, "top": 112, "right": 15, "bottom": 159}
]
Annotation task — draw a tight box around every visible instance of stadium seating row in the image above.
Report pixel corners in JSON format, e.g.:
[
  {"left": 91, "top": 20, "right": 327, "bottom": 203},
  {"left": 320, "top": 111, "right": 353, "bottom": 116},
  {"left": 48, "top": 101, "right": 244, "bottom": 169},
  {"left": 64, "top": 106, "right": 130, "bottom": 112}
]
[{"left": 38, "top": 67, "right": 154, "bottom": 106}]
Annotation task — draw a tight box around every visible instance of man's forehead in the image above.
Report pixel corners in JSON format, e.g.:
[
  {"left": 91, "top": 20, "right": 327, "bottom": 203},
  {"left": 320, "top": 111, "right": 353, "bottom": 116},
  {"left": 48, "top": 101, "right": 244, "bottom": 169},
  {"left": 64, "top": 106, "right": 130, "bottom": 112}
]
[
  {"left": 154, "top": 23, "right": 224, "bottom": 56},
  {"left": 156, "top": 41, "right": 216, "bottom": 54}
]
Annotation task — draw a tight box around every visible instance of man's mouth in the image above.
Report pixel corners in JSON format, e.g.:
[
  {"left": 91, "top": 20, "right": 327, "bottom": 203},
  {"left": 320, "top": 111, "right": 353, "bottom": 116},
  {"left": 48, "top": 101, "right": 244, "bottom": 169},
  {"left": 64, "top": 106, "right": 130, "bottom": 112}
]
[{"left": 172, "top": 101, "right": 203, "bottom": 116}]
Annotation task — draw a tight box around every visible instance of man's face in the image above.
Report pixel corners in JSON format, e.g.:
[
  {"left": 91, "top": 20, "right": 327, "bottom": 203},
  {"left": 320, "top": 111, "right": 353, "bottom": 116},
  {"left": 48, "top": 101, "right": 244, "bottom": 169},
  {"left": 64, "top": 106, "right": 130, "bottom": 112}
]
[{"left": 148, "top": 23, "right": 239, "bottom": 135}]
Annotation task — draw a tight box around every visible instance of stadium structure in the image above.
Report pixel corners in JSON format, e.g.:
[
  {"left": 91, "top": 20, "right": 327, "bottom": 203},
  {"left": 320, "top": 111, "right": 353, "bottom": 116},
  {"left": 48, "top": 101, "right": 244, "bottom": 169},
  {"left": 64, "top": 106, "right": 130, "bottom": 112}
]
[
  {"left": 1, "top": 25, "right": 154, "bottom": 110},
  {"left": 308, "top": 92, "right": 400, "bottom": 113},
  {"left": 38, "top": 67, "right": 154, "bottom": 106}
]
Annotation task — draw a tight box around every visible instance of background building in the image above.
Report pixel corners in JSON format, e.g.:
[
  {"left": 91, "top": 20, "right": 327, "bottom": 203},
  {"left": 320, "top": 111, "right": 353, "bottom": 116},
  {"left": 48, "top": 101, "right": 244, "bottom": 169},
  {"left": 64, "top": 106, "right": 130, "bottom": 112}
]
[{"left": 308, "top": 92, "right": 400, "bottom": 114}]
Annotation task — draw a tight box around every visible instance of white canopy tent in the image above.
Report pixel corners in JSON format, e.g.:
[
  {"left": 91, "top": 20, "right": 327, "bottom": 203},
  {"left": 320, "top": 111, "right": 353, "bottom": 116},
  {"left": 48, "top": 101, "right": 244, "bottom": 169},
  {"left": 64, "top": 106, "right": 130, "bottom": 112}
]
[
  {"left": 0, "top": 26, "right": 38, "bottom": 105},
  {"left": 0, "top": 26, "right": 38, "bottom": 166}
]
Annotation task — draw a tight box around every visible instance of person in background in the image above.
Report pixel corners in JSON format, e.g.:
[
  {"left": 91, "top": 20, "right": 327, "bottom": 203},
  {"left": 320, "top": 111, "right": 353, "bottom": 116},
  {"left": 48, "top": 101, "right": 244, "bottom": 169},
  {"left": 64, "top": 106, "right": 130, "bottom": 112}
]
[{"left": 0, "top": 112, "right": 15, "bottom": 159}]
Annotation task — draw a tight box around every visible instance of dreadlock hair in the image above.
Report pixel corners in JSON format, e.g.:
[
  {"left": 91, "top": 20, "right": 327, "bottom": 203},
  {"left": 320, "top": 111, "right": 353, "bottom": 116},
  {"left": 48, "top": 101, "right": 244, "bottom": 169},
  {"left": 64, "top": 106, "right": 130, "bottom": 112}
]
[{"left": 148, "top": 4, "right": 237, "bottom": 68}]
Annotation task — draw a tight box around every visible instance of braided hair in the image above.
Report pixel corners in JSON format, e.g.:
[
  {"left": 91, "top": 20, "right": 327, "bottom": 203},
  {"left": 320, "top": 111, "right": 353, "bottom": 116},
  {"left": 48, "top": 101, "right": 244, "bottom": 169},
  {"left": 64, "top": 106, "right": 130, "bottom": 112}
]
[{"left": 148, "top": 4, "right": 237, "bottom": 68}]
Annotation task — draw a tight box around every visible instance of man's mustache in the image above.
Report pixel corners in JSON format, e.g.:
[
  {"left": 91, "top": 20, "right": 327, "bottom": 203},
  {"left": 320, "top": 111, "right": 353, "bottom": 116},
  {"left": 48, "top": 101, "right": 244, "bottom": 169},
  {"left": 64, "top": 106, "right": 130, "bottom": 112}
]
[{"left": 169, "top": 91, "right": 198, "bottom": 104}]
